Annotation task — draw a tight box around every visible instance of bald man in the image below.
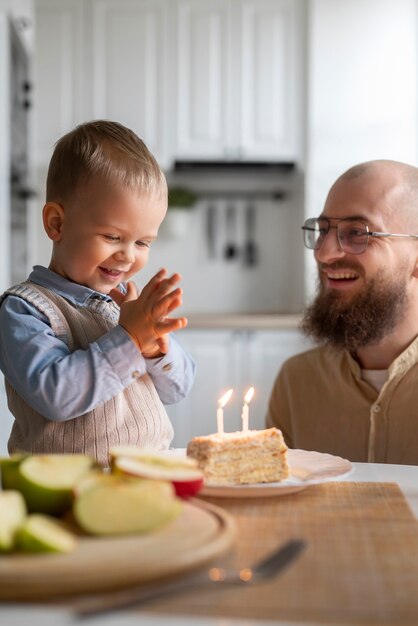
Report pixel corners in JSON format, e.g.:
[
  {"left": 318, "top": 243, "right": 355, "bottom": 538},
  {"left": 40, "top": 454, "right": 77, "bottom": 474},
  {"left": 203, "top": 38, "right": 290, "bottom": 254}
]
[{"left": 267, "top": 160, "right": 418, "bottom": 464}]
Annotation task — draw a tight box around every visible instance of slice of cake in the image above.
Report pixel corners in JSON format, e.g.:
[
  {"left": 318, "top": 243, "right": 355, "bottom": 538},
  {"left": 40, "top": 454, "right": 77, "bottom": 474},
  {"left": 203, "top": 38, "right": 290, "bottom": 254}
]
[{"left": 186, "top": 427, "right": 289, "bottom": 486}]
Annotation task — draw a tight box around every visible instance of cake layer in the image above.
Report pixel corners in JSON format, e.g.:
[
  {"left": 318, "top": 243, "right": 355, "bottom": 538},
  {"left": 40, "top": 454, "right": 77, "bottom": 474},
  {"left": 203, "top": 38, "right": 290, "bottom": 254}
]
[{"left": 187, "top": 428, "right": 289, "bottom": 486}]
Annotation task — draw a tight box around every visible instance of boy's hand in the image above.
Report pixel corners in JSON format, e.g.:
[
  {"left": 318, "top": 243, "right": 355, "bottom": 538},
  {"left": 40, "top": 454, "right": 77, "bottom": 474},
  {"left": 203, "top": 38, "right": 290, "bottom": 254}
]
[{"left": 109, "top": 269, "right": 188, "bottom": 358}]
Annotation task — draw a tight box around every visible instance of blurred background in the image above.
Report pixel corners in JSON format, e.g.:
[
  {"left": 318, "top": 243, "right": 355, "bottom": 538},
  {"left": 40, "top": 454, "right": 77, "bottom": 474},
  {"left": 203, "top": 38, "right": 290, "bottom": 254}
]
[{"left": 0, "top": 0, "right": 417, "bottom": 452}]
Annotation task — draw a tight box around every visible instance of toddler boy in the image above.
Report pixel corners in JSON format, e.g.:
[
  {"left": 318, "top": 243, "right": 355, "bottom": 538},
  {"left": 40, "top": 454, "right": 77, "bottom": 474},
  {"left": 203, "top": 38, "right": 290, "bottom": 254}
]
[{"left": 0, "top": 120, "right": 195, "bottom": 466}]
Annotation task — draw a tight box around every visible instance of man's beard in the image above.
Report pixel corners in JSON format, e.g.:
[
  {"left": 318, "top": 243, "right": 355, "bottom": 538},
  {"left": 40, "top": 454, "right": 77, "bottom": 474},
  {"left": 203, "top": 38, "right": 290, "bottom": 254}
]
[{"left": 300, "top": 271, "right": 409, "bottom": 353}]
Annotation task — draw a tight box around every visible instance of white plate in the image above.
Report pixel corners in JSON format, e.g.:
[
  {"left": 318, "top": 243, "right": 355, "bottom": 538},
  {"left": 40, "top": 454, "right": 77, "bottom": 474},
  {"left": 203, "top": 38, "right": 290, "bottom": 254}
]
[{"left": 199, "top": 448, "right": 354, "bottom": 498}]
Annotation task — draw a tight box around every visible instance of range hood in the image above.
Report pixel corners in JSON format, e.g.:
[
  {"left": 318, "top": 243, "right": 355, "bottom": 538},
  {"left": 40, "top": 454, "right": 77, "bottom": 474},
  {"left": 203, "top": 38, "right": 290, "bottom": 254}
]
[{"left": 173, "top": 160, "right": 296, "bottom": 173}]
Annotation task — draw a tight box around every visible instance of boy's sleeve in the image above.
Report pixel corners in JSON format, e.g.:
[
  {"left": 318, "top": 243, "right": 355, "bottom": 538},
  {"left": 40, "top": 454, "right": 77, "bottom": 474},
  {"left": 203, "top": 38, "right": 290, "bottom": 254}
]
[
  {"left": 141, "top": 334, "right": 196, "bottom": 405},
  {"left": 0, "top": 295, "right": 150, "bottom": 421}
]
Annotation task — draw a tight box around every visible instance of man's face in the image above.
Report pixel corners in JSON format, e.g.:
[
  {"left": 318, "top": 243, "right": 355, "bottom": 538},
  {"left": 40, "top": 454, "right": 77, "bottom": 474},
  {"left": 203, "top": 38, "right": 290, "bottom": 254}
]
[
  {"left": 49, "top": 180, "right": 167, "bottom": 294},
  {"left": 302, "top": 172, "right": 418, "bottom": 350}
]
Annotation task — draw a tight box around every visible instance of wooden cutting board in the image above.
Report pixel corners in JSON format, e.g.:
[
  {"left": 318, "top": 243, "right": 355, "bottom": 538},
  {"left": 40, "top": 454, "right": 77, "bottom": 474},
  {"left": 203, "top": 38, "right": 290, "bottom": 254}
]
[{"left": 0, "top": 499, "right": 235, "bottom": 601}]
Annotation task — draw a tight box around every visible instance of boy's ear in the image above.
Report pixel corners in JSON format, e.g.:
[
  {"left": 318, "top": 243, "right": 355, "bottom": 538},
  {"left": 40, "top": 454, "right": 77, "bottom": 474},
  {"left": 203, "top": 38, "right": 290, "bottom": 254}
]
[{"left": 43, "top": 202, "right": 64, "bottom": 241}]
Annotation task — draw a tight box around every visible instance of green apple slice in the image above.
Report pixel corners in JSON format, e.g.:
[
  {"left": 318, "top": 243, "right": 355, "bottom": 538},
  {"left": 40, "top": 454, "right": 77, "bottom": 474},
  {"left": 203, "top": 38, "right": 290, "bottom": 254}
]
[
  {"left": 16, "top": 514, "right": 77, "bottom": 554},
  {"left": 72, "top": 469, "right": 111, "bottom": 498},
  {"left": 0, "top": 453, "right": 29, "bottom": 490},
  {"left": 73, "top": 474, "right": 182, "bottom": 536},
  {"left": 18, "top": 454, "right": 96, "bottom": 515},
  {"left": 0, "top": 491, "right": 27, "bottom": 552}
]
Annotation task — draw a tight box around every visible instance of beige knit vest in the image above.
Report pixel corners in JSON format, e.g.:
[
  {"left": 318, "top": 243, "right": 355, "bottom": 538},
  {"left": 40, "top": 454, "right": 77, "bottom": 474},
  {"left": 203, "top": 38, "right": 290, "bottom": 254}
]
[{"left": 3, "top": 282, "right": 174, "bottom": 466}]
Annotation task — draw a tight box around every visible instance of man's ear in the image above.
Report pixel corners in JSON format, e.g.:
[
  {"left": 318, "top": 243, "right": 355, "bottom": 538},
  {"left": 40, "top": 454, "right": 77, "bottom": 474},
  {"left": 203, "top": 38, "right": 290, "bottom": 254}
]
[{"left": 42, "top": 202, "right": 64, "bottom": 241}]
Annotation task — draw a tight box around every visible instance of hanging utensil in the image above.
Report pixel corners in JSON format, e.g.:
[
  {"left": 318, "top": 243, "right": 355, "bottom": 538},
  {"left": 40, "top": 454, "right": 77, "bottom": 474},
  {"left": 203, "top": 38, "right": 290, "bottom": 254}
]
[
  {"left": 243, "top": 202, "right": 258, "bottom": 267},
  {"left": 224, "top": 204, "right": 239, "bottom": 260},
  {"left": 206, "top": 202, "right": 217, "bottom": 259}
]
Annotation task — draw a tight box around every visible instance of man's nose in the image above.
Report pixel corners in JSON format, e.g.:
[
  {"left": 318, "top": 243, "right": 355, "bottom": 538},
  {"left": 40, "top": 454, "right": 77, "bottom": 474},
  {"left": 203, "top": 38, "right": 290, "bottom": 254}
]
[{"left": 314, "top": 226, "right": 346, "bottom": 263}]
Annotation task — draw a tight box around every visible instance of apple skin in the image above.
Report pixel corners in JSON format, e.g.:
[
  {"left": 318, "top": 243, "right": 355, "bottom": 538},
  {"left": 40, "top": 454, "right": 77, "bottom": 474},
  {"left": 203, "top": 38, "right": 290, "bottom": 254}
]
[
  {"left": 18, "top": 454, "right": 96, "bottom": 515},
  {"left": 171, "top": 476, "right": 204, "bottom": 499},
  {"left": 73, "top": 475, "right": 182, "bottom": 536},
  {"left": 113, "top": 456, "right": 204, "bottom": 499},
  {"left": 0, "top": 453, "right": 29, "bottom": 490}
]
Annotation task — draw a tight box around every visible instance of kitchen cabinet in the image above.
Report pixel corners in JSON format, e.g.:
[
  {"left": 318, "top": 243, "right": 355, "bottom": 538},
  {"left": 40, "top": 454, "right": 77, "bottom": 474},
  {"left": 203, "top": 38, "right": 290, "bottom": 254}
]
[
  {"left": 167, "top": 328, "right": 310, "bottom": 447},
  {"left": 89, "top": 0, "right": 170, "bottom": 168},
  {"left": 34, "top": 0, "right": 304, "bottom": 169},
  {"left": 34, "top": 0, "right": 86, "bottom": 166},
  {"left": 175, "top": 0, "right": 303, "bottom": 161},
  {"left": 35, "top": 0, "right": 171, "bottom": 168}
]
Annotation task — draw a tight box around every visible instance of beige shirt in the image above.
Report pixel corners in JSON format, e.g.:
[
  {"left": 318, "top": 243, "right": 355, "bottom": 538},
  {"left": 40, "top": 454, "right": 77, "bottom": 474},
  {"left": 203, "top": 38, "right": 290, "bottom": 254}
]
[{"left": 266, "top": 337, "right": 418, "bottom": 464}]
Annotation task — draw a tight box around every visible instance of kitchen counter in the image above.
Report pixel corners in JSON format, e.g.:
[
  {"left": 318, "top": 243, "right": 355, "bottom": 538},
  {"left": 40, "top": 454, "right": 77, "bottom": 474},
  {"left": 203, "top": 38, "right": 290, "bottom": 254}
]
[{"left": 183, "top": 313, "right": 302, "bottom": 330}]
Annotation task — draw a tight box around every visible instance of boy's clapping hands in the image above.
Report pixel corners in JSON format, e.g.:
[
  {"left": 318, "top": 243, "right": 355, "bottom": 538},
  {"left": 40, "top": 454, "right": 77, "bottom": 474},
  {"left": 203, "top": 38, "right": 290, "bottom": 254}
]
[{"left": 110, "top": 269, "right": 188, "bottom": 358}]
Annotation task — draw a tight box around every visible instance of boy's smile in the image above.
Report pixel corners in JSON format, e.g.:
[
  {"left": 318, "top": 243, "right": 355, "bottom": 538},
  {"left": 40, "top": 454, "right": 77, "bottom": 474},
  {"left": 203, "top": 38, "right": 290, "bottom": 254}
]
[{"left": 46, "top": 179, "right": 167, "bottom": 294}]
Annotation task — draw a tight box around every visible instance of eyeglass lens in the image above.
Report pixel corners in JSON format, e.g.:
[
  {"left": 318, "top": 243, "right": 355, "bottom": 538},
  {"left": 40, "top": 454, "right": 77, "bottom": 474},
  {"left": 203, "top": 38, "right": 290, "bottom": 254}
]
[{"left": 303, "top": 218, "right": 369, "bottom": 254}]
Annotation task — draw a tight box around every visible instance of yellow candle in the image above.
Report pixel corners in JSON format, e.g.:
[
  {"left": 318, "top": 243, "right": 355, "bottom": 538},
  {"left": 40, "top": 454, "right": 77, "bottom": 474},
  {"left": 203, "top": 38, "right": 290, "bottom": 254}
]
[
  {"left": 217, "top": 389, "right": 233, "bottom": 434},
  {"left": 241, "top": 387, "right": 254, "bottom": 432}
]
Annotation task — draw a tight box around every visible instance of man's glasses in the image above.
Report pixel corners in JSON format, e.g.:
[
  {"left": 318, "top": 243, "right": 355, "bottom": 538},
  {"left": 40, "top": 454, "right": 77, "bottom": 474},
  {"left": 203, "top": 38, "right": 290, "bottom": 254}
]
[{"left": 302, "top": 217, "right": 418, "bottom": 255}]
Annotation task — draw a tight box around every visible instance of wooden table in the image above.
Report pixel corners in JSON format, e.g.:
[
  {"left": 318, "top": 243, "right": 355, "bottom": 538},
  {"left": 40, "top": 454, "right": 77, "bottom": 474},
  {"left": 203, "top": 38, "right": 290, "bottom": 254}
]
[
  {"left": 142, "top": 480, "right": 418, "bottom": 626},
  {"left": 3, "top": 463, "right": 418, "bottom": 626}
]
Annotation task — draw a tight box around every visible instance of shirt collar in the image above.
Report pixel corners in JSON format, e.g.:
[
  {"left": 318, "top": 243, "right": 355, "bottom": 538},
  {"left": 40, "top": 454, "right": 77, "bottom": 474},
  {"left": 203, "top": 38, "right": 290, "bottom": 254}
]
[
  {"left": 344, "top": 334, "right": 418, "bottom": 380},
  {"left": 28, "top": 265, "right": 117, "bottom": 306}
]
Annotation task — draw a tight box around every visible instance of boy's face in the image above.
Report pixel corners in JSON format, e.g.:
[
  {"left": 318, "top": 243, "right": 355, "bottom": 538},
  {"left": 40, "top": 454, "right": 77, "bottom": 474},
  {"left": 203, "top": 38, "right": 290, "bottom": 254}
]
[{"left": 48, "top": 179, "right": 167, "bottom": 294}]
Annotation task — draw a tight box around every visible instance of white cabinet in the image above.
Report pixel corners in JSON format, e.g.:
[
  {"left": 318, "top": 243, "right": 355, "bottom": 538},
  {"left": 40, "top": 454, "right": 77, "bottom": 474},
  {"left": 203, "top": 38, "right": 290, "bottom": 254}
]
[
  {"left": 89, "top": 0, "right": 170, "bottom": 168},
  {"left": 175, "top": 0, "right": 303, "bottom": 161},
  {"left": 167, "top": 328, "right": 310, "bottom": 447},
  {"left": 34, "top": 0, "right": 86, "bottom": 166},
  {"left": 34, "top": 0, "right": 304, "bottom": 169}
]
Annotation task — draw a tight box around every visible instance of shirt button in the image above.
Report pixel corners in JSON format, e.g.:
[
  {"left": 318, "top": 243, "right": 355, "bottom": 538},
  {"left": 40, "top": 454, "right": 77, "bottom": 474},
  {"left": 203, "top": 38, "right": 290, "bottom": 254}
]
[
  {"left": 372, "top": 404, "right": 381, "bottom": 413},
  {"left": 132, "top": 370, "right": 141, "bottom": 379},
  {"left": 162, "top": 363, "right": 172, "bottom": 372}
]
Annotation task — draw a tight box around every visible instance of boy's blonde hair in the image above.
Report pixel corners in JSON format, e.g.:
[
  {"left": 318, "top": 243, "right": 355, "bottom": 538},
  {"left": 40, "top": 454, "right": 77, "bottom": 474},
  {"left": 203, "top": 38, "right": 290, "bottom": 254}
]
[{"left": 46, "top": 120, "right": 167, "bottom": 203}]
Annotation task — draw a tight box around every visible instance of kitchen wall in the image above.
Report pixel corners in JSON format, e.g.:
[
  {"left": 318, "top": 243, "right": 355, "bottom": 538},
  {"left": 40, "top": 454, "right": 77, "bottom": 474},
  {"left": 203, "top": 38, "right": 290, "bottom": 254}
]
[
  {"left": 33, "top": 165, "right": 305, "bottom": 314},
  {"left": 29, "top": 0, "right": 418, "bottom": 312},
  {"left": 304, "top": 0, "right": 418, "bottom": 296}
]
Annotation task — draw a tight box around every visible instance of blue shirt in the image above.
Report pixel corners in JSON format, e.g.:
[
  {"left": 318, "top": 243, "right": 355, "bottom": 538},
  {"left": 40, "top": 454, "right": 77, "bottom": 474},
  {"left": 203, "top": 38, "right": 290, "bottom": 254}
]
[{"left": 0, "top": 266, "right": 195, "bottom": 422}]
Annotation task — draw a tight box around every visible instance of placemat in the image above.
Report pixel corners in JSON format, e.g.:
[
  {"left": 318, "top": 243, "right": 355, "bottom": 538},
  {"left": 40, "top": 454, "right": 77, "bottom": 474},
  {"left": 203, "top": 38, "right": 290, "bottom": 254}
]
[{"left": 143, "top": 481, "right": 418, "bottom": 625}]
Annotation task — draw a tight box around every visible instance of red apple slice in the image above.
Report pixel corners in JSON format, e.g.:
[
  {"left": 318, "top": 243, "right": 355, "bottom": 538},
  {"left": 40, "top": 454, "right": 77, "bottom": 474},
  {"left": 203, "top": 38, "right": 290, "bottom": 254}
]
[{"left": 114, "top": 456, "right": 204, "bottom": 499}]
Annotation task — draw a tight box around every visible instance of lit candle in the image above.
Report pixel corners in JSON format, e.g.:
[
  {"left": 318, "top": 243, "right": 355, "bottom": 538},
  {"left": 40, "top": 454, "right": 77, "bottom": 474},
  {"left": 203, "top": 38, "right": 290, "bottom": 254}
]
[
  {"left": 241, "top": 387, "right": 254, "bottom": 432},
  {"left": 217, "top": 389, "right": 233, "bottom": 434}
]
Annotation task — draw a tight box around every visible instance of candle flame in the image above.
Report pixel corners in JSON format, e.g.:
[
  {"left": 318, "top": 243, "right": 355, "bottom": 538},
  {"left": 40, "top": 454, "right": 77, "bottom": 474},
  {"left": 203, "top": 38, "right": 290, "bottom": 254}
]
[
  {"left": 244, "top": 387, "right": 255, "bottom": 404},
  {"left": 219, "top": 388, "right": 233, "bottom": 408}
]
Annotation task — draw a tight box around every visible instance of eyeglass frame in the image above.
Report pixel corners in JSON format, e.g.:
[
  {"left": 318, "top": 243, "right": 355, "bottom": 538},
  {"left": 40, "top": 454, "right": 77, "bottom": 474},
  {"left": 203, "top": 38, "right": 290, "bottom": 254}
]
[{"left": 301, "top": 216, "right": 418, "bottom": 255}]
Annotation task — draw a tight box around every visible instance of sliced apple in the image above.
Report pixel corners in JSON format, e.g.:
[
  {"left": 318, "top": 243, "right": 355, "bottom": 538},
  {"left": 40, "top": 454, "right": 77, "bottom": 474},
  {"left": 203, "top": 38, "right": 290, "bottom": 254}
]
[
  {"left": 113, "top": 455, "right": 204, "bottom": 498},
  {"left": 109, "top": 446, "right": 199, "bottom": 470},
  {"left": 0, "top": 453, "right": 29, "bottom": 490},
  {"left": 18, "top": 454, "right": 96, "bottom": 515},
  {"left": 73, "top": 474, "right": 182, "bottom": 536},
  {"left": 15, "top": 514, "right": 77, "bottom": 554},
  {"left": 0, "top": 491, "right": 27, "bottom": 552},
  {"left": 72, "top": 469, "right": 111, "bottom": 498}
]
